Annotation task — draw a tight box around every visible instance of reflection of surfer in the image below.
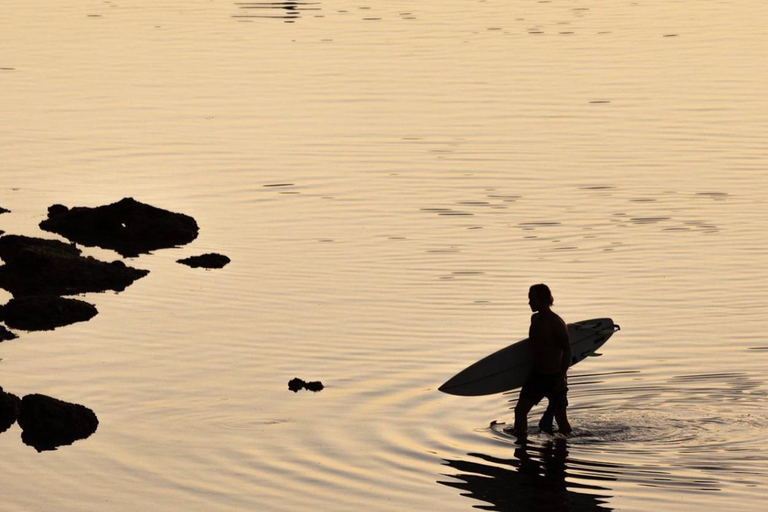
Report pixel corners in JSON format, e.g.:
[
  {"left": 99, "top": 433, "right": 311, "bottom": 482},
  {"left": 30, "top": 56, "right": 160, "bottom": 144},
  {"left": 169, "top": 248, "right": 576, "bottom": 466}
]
[
  {"left": 513, "top": 284, "right": 572, "bottom": 435},
  {"left": 439, "top": 437, "right": 615, "bottom": 511}
]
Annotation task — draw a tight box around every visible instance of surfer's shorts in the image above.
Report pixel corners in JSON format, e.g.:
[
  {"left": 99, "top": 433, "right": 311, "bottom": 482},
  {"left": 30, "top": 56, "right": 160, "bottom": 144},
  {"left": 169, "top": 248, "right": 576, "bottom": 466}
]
[{"left": 519, "top": 372, "right": 568, "bottom": 408}]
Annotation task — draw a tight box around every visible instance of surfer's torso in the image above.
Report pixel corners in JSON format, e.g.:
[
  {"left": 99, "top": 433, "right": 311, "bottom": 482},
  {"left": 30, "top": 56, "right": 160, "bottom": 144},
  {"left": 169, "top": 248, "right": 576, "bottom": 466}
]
[{"left": 529, "top": 311, "right": 570, "bottom": 375}]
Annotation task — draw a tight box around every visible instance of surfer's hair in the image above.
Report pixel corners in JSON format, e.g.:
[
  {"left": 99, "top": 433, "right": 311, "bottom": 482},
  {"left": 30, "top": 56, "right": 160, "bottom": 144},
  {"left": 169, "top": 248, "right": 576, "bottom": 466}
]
[{"left": 529, "top": 284, "right": 554, "bottom": 305}]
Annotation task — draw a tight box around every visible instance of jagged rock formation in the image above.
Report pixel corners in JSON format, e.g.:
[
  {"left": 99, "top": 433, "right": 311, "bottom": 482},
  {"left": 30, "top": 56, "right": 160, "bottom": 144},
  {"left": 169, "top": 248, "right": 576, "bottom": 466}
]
[
  {"left": 39, "top": 197, "right": 199, "bottom": 257},
  {"left": 0, "top": 296, "right": 98, "bottom": 331},
  {"left": 0, "top": 235, "right": 148, "bottom": 298}
]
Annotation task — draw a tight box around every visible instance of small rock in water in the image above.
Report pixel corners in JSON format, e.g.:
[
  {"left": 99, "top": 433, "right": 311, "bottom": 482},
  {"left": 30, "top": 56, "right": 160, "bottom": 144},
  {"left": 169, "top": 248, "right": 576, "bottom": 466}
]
[
  {"left": 304, "top": 381, "right": 324, "bottom": 392},
  {"left": 17, "top": 394, "right": 99, "bottom": 452},
  {"left": 177, "top": 253, "right": 231, "bottom": 269},
  {"left": 288, "top": 378, "right": 325, "bottom": 393},
  {"left": 288, "top": 378, "right": 305, "bottom": 392},
  {"left": 39, "top": 197, "right": 199, "bottom": 257},
  {"left": 0, "top": 387, "right": 21, "bottom": 434},
  {"left": 0, "top": 296, "right": 98, "bottom": 331}
]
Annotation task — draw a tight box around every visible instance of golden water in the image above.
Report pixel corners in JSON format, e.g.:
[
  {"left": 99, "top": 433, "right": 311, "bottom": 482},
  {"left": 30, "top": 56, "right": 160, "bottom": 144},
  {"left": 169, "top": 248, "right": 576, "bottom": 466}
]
[{"left": 1, "top": 0, "right": 767, "bottom": 510}]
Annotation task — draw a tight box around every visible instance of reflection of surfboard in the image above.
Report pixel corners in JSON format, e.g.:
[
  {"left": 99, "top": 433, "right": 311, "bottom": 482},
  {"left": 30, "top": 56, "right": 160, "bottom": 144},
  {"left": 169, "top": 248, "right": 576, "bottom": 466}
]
[{"left": 439, "top": 318, "right": 619, "bottom": 397}]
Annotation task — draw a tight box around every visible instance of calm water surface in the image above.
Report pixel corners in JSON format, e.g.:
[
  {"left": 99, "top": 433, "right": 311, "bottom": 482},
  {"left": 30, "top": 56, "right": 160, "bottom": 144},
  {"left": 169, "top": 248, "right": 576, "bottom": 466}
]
[{"left": 2, "top": 0, "right": 768, "bottom": 510}]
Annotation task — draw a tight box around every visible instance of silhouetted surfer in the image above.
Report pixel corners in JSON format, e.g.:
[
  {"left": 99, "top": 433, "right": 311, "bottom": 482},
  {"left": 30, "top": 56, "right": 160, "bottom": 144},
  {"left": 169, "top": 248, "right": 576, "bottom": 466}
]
[{"left": 513, "top": 284, "right": 572, "bottom": 435}]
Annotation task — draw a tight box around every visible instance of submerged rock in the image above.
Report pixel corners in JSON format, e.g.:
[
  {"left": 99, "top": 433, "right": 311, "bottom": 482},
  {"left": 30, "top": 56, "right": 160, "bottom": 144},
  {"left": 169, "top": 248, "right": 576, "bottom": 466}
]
[
  {"left": 177, "top": 253, "right": 231, "bottom": 269},
  {"left": 0, "top": 324, "right": 17, "bottom": 341},
  {"left": 0, "top": 235, "right": 148, "bottom": 297},
  {"left": 39, "top": 197, "right": 199, "bottom": 257},
  {"left": 18, "top": 394, "right": 99, "bottom": 452},
  {"left": 0, "top": 296, "right": 98, "bottom": 331},
  {"left": 0, "top": 387, "right": 21, "bottom": 434},
  {"left": 288, "top": 378, "right": 324, "bottom": 393}
]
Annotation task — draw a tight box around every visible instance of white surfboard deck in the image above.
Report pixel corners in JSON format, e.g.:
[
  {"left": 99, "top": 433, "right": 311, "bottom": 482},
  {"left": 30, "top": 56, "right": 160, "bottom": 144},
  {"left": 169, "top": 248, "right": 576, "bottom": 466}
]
[{"left": 439, "top": 318, "right": 619, "bottom": 397}]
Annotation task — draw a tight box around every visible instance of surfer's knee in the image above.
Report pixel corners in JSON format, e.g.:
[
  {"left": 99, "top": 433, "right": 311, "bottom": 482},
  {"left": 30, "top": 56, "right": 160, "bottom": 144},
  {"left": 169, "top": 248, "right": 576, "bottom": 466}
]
[{"left": 515, "top": 399, "right": 533, "bottom": 416}]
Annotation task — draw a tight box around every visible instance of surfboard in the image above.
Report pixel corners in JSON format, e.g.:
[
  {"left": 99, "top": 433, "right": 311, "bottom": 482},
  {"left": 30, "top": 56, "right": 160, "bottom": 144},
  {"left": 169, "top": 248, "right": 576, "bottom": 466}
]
[{"left": 439, "top": 318, "right": 619, "bottom": 397}]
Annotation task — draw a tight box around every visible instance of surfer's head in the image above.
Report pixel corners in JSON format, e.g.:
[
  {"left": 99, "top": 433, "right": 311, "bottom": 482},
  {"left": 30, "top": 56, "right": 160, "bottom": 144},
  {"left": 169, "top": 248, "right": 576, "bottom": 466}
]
[{"left": 528, "top": 284, "right": 554, "bottom": 311}]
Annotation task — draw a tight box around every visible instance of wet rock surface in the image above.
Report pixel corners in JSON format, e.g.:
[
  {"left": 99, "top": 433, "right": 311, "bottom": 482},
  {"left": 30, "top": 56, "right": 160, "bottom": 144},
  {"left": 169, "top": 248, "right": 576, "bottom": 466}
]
[
  {"left": 0, "top": 387, "right": 21, "bottom": 434},
  {"left": 0, "top": 324, "right": 17, "bottom": 341},
  {"left": 0, "top": 296, "right": 98, "bottom": 331},
  {"left": 288, "top": 378, "right": 325, "bottom": 393},
  {"left": 177, "top": 253, "right": 231, "bottom": 269},
  {"left": 17, "top": 394, "right": 99, "bottom": 452},
  {"left": 0, "top": 234, "right": 148, "bottom": 297},
  {"left": 39, "top": 197, "right": 199, "bottom": 257}
]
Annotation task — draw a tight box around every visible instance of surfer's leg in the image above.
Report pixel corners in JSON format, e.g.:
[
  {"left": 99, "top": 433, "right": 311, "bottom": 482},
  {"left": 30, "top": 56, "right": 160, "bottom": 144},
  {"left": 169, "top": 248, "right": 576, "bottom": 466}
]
[
  {"left": 514, "top": 397, "right": 535, "bottom": 433},
  {"left": 538, "top": 402, "right": 555, "bottom": 435},
  {"left": 554, "top": 408, "right": 572, "bottom": 435},
  {"left": 553, "top": 392, "right": 571, "bottom": 434}
]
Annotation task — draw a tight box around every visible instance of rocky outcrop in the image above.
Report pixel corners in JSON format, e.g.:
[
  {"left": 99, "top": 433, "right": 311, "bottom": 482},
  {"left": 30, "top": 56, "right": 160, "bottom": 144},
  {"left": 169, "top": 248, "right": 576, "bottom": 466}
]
[
  {"left": 39, "top": 197, "right": 199, "bottom": 257},
  {"left": 0, "top": 235, "right": 148, "bottom": 298},
  {"left": 177, "top": 253, "right": 231, "bottom": 269},
  {"left": 288, "top": 378, "right": 324, "bottom": 393},
  {"left": 0, "top": 387, "right": 21, "bottom": 434},
  {"left": 17, "top": 394, "right": 99, "bottom": 452},
  {"left": 0, "top": 296, "right": 98, "bottom": 331}
]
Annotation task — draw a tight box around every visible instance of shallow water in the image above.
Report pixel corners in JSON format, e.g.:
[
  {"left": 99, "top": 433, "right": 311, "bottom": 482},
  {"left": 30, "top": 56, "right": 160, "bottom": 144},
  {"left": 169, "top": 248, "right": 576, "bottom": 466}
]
[{"left": 2, "top": 0, "right": 768, "bottom": 510}]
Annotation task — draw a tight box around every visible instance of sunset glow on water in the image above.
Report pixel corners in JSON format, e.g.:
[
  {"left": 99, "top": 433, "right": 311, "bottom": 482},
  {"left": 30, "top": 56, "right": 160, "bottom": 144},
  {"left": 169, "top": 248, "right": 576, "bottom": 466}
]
[{"left": 2, "top": 1, "right": 768, "bottom": 510}]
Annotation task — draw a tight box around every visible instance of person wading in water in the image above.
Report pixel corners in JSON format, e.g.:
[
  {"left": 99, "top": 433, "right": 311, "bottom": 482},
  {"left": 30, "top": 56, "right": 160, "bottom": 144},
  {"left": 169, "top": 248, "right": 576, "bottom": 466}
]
[{"left": 513, "top": 284, "right": 572, "bottom": 435}]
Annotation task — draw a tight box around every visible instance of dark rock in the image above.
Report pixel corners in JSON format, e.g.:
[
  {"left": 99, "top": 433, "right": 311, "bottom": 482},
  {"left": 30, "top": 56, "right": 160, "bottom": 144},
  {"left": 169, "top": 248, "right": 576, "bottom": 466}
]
[
  {"left": 0, "top": 235, "right": 148, "bottom": 297},
  {"left": 0, "top": 206, "right": 8, "bottom": 214},
  {"left": 0, "top": 324, "right": 17, "bottom": 341},
  {"left": 304, "top": 381, "right": 324, "bottom": 392},
  {"left": 18, "top": 394, "right": 98, "bottom": 452},
  {"left": 39, "top": 197, "right": 199, "bottom": 257},
  {"left": 288, "top": 378, "right": 305, "bottom": 392},
  {"left": 177, "top": 253, "right": 231, "bottom": 269},
  {"left": 0, "top": 387, "right": 21, "bottom": 434},
  {"left": 288, "top": 378, "right": 324, "bottom": 393},
  {"left": 0, "top": 296, "right": 98, "bottom": 331}
]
